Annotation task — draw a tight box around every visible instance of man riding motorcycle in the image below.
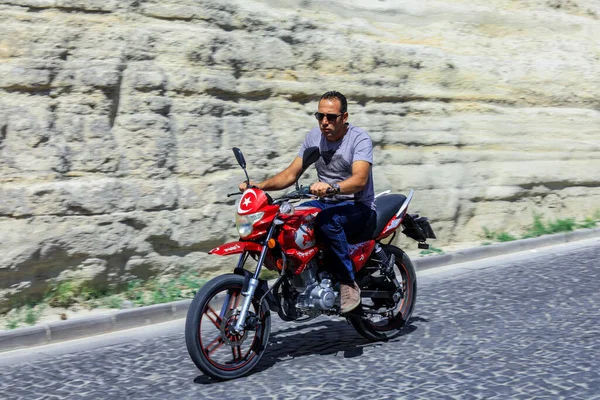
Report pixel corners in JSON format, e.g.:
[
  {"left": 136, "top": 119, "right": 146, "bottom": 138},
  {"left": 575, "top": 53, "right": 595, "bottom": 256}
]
[{"left": 239, "top": 90, "right": 376, "bottom": 313}]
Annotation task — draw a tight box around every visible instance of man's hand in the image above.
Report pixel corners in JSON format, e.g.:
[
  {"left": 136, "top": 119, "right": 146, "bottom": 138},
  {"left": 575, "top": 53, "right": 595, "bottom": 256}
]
[
  {"left": 239, "top": 180, "right": 259, "bottom": 192},
  {"left": 310, "top": 182, "right": 335, "bottom": 197}
]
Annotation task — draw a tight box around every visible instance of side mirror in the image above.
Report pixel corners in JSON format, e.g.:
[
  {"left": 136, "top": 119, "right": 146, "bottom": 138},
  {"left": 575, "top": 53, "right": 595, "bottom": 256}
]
[
  {"left": 232, "top": 147, "right": 250, "bottom": 185},
  {"left": 302, "top": 147, "right": 320, "bottom": 170},
  {"left": 232, "top": 147, "right": 246, "bottom": 169}
]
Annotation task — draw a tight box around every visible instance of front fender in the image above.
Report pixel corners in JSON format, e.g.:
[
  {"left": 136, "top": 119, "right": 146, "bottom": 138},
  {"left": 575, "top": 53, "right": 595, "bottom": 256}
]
[{"left": 208, "top": 241, "right": 264, "bottom": 256}]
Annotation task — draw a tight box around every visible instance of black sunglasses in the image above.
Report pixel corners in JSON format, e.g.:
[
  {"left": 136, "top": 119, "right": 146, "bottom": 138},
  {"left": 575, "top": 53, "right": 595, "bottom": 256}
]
[{"left": 314, "top": 112, "right": 343, "bottom": 121}]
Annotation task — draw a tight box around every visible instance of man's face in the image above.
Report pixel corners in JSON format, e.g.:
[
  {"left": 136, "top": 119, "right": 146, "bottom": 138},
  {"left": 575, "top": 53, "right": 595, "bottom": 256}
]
[{"left": 317, "top": 98, "right": 348, "bottom": 142}]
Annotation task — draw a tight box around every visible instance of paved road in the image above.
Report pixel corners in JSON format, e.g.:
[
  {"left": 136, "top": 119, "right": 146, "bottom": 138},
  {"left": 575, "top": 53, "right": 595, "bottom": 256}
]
[{"left": 1, "top": 240, "right": 599, "bottom": 399}]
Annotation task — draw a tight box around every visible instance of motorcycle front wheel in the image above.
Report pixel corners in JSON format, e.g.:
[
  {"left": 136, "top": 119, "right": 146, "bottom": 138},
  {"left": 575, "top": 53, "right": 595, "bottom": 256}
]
[
  {"left": 185, "top": 273, "right": 271, "bottom": 380},
  {"left": 350, "top": 245, "right": 417, "bottom": 341}
]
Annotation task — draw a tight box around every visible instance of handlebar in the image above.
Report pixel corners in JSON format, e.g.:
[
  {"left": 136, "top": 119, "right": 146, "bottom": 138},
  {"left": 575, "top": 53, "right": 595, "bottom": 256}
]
[
  {"left": 276, "top": 185, "right": 336, "bottom": 202},
  {"left": 278, "top": 185, "right": 314, "bottom": 201},
  {"left": 230, "top": 185, "right": 336, "bottom": 201}
]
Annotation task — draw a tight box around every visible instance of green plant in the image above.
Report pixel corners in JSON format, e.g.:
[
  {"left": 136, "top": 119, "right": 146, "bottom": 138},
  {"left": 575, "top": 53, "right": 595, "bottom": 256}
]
[
  {"left": 483, "top": 213, "right": 598, "bottom": 245},
  {"left": 523, "top": 215, "right": 578, "bottom": 238},
  {"left": 522, "top": 214, "right": 548, "bottom": 239},
  {"left": 112, "top": 274, "right": 209, "bottom": 308},
  {"left": 151, "top": 289, "right": 168, "bottom": 304},
  {"left": 547, "top": 218, "right": 576, "bottom": 233},
  {"left": 46, "top": 281, "right": 79, "bottom": 308},
  {"left": 482, "top": 227, "right": 496, "bottom": 240},
  {"left": 125, "top": 279, "right": 145, "bottom": 304},
  {"left": 577, "top": 217, "right": 598, "bottom": 229},
  {"left": 163, "top": 282, "right": 181, "bottom": 302},
  {"left": 419, "top": 246, "right": 444, "bottom": 256},
  {"left": 6, "top": 317, "right": 19, "bottom": 330},
  {"left": 99, "top": 295, "right": 123, "bottom": 309},
  {"left": 259, "top": 269, "right": 280, "bottom": 280},
  {"left": 481, "top": 227, "right": 516, "bottom": 242},
  {"left": 496, "top": 232, "right": 517, "bottom": 242},
  {"left": 24, "top": 306, "right": 41, "bottom": 325},
  {"left": 78, "top": 284, "right": 107, "bottom": 301}
]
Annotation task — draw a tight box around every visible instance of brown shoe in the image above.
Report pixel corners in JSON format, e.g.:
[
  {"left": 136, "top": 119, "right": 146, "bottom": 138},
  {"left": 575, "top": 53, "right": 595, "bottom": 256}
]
[{"left": 340, "top": 281, "right": 361, "bottom": 314}]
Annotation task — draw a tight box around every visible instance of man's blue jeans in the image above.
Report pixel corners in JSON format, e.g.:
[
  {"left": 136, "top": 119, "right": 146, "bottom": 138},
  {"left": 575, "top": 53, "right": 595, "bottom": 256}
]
[{"left": 301, "top": 200, "right": 376, "bottom": 283}]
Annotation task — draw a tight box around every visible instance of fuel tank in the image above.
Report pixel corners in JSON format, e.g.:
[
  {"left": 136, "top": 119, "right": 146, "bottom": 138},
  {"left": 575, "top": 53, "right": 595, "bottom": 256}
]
[
  {"left": 276, "top": 206, "right": 321, "bottom": 274},
  {"left": 277, "top": 206, "right": 320, "bottom": 250}
]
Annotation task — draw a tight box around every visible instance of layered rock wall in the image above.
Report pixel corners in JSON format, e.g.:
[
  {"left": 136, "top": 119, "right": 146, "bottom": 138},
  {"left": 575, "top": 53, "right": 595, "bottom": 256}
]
[{"left": 1, "top": 0, "right": 599, "bottom": 310}]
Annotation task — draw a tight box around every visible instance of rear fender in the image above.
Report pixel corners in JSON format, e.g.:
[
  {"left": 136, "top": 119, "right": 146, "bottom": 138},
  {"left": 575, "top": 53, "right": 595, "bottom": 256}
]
[{"left": 209, "top": 241, "right": 263, "bottom": 256}]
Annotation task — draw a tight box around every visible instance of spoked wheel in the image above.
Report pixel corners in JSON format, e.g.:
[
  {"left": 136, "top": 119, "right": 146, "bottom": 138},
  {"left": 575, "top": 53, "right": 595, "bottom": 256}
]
[
  {"left": 350, "top": 245, "right": 417, "bottom": 341},
  {"left": 185, "top": 274, "right": 271, "bottom": 380}
]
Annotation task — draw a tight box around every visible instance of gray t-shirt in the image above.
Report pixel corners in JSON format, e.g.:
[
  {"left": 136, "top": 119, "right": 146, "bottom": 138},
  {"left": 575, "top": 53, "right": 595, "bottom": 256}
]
[{"left": 298, "top": 123, "right": 375, "bottom": 210}]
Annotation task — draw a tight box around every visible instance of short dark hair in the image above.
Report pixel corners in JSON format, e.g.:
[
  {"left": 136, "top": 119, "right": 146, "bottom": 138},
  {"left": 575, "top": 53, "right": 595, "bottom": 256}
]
[{"left": 320, "top": 91, "right": 347, "bottom": 114}]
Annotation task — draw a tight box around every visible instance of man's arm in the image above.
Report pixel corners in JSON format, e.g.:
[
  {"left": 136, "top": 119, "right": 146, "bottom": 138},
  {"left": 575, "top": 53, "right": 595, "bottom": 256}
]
[
  {"left": 310, "top": 160, "right": 370, "bottom": 197},
  {"left": 239, "top": 156, "right": 303, "bottom": 192},
  {"left": 341, "top": 160, "right": 370, "bottom": 193}
]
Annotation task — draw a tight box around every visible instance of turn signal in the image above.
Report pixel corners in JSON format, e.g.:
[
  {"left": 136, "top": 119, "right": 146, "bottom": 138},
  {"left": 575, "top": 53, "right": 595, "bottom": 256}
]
[{"left": 267, "top": 239, "right": 277, "bottom": 249}]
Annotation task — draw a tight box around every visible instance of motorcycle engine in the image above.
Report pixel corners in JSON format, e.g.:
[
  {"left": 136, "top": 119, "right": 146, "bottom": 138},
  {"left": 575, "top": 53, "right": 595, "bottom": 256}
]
[{"left": 291, "top": 261, "right": 338, "bottom": 312}]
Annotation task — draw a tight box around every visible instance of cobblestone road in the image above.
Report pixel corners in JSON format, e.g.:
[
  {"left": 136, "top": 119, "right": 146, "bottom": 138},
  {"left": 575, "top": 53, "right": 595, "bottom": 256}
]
[{"left": 2, "top": 244, "right": 600, "bottom": 399}]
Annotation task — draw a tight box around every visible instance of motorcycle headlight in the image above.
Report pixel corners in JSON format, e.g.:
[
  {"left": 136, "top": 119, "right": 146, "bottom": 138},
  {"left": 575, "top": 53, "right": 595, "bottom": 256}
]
[{"left": 235, "top": 212, "right": 264, "bottom": 238}]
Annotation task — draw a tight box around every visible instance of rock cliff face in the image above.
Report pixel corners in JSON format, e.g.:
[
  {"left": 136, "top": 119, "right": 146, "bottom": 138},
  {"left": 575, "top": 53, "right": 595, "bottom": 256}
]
[{"left": 1, "top": 0, "right": 599, "bottom": 310}]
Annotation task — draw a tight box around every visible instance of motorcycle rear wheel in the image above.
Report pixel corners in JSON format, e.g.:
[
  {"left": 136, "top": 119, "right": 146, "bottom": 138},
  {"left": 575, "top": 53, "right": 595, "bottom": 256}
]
[
  {"left": 350, "top": 245, "right": 417, "bottom": 341},
  {"left": 185, "top": 273, "right": 271, "bottom": 380}
]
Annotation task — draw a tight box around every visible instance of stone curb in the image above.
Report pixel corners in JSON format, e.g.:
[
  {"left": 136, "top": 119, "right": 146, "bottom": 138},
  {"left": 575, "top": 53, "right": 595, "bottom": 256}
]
[
  {"left": 0, "top": 299, "right": 192, "bottom": 353},
  {"left": 1, "top": 227, "right": 600, "bottom": 354},
  {"left": 412, "top": 227, "right": 600, "bottom": 271}
]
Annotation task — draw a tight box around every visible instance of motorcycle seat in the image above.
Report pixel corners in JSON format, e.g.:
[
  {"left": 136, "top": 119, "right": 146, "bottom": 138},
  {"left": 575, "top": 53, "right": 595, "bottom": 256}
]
[
  {"left": 348, "top": 193, "right": 407, "bottom": 244},
  {"left": 372, "top": 193, "right": 408, "bottom": 238}
]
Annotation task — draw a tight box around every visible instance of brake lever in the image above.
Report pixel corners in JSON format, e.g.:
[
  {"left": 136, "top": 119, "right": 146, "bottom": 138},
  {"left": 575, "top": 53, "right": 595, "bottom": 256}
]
[{"left": 227, "top": 192, "right": 242, "bottom": 197}]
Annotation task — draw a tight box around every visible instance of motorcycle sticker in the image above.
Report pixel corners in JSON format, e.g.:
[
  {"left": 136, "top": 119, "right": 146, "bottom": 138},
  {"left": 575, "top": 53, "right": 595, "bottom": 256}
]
[{"left": 238, "top": 189, "right": 258, "bottom": 214}]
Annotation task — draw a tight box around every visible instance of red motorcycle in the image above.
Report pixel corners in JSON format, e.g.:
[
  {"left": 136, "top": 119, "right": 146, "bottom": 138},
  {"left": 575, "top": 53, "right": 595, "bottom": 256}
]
[{"left": 185, "top": 147, "right": 436, "bottom": 380}]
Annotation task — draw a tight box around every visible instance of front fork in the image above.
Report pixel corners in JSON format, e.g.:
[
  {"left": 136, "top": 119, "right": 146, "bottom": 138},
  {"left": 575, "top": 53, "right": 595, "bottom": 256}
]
[{"left": 233, "top": 224, "right": 277, "bottom": 333}]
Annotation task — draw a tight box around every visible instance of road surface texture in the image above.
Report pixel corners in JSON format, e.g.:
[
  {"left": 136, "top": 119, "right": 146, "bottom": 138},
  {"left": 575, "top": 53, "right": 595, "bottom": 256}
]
[{"left": 1, "top": 240, "right": 599, "bottom": 399}]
